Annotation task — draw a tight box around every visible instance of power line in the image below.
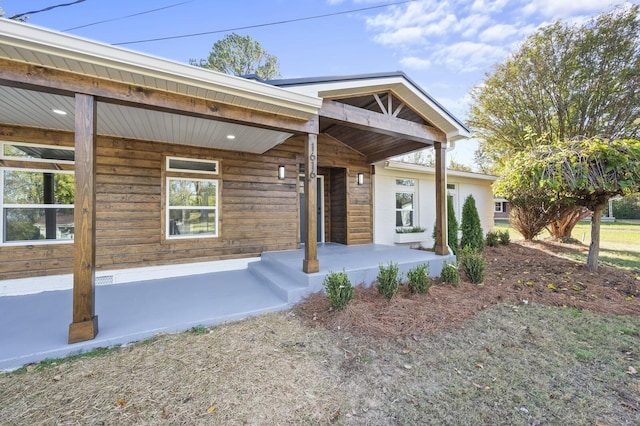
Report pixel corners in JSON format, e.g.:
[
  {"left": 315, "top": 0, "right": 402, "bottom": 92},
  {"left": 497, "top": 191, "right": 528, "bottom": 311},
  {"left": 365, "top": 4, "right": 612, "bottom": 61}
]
[
  {"left": 9, "top": 0, "right": 87, "bottom": 20},
  {"left": 113, "top": 0, "right": 417, "bottom": 46},
  {"left": 63, "top": 1, "right": 194, "bottom": 31}
]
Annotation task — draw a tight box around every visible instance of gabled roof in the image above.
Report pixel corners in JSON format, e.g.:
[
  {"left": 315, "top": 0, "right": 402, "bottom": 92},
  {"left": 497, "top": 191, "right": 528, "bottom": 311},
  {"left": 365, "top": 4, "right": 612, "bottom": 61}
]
[{"left": 267, "top": 72, "right": 471, "bottom": 142}]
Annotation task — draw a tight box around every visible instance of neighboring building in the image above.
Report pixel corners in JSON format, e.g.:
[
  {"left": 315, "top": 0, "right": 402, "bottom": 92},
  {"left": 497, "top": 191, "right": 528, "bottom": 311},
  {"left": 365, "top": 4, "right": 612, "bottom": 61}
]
[
  {"left": 494, "top": 198, "right": 511, "bottom": 221},
  {"left": 375, "top": 161, "right": 497, "bottom": 247},
  {"left": 0, "top": 20, "right": 470, "bottom": 343}
]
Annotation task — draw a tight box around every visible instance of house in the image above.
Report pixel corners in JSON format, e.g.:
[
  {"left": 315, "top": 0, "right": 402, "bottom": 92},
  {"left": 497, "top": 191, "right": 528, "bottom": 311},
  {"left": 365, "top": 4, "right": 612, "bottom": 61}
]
[
  {"left": 494, "top": 198, "right": 511, "bottom": 221},
  {"left": 375, "top": 161, "right": 497, "bottom": 247},
  {"left": 0, "top": 19, "right": 469, "bottom": 343}
]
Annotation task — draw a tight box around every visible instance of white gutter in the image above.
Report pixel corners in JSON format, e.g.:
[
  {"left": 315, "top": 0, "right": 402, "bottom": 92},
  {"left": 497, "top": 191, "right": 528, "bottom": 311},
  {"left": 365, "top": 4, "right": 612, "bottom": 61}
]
[{"left": 382, "top": 160, "right": 498, "bottom": 181}]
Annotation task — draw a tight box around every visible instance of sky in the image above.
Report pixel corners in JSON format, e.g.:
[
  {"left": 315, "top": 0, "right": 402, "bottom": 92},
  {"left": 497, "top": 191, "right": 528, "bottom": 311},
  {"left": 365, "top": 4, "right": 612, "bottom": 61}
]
[{"left": 1, "top": 0, "right": 638, "bottom": 169}]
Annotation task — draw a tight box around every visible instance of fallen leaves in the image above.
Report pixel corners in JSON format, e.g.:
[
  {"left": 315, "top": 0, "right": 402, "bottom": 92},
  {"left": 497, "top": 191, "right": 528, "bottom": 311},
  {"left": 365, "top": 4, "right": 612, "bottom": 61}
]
[
  {"left": 627, "top": 366, "right": 637, "bottom": 376},
  {"left": 206, "top": 404, "right": 217, "bottom": 414}
]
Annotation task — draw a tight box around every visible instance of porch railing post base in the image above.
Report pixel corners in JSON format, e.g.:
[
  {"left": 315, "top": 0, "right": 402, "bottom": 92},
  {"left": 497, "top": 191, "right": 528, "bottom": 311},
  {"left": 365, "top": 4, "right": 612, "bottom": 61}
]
[
  {"left": 303, "top": 259, "right": 319, "bottom": 273},
  {"left": 68, "top": 316, "right": 98, "bottom": 344}
]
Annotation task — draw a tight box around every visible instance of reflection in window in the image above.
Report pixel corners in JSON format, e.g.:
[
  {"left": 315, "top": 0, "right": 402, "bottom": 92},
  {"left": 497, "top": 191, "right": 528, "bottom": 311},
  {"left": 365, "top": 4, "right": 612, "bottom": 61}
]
[
  {"left": 395, "top": 191, "right": 414, "bottom": 227},
  {"left": 2, "top": 169, "right": 75, "bottom": 243},
  {"left": 167, "top": 178, "right": 218, "bottom": 238}
]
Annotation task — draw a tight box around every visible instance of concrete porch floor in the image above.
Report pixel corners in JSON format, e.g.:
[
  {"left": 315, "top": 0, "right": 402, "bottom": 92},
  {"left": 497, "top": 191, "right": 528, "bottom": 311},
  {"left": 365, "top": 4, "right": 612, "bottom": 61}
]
[{"left": 0, "top": 244, "right": 452, "bottom": 371}]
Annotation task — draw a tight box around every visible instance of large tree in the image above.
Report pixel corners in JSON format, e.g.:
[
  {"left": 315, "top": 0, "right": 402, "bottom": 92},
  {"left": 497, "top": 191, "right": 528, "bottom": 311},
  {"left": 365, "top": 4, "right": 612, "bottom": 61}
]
[
  {"left": 469, "top": 5, "right": 640, "bottom": 237},
  {"left": 190, "top": 33, "right": 280, "bottom": 80},
  {"left": 495, "top": 138, "right": 640, "bottom": 272}
]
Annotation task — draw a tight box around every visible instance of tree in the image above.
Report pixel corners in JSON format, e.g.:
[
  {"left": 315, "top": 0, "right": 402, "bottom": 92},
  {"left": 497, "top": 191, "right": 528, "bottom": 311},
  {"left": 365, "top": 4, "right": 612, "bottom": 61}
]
[
  {"left": 190, "top": 33, "right": 280, "bottom": 80},
  {"left": 460, "top": 195, "right": 484, "bottom": 252},
  {"left": 469, "top": 5, "right": 640, "bottom": 237},
  {"left": 448, "top": 156, "right": 472, "bottom": 172},
  {"left": 495, "top": 138, "right": 640, "bottom": 272}
]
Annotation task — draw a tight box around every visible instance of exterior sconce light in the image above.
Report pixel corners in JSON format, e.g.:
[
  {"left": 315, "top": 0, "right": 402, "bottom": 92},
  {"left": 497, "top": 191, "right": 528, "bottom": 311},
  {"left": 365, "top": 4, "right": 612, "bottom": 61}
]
[
  {"left": 278, "top": 165, "right": 285, "bottom": 180},
  {"left": 357, "top": 172, "right": 364, "bottom": 185}
]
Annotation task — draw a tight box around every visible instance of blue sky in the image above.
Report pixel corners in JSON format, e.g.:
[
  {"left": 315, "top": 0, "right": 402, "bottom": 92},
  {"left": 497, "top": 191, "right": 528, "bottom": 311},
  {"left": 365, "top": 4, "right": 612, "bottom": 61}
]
[{"left": 2, "top": 0, "right": 637, "bottom": 168}]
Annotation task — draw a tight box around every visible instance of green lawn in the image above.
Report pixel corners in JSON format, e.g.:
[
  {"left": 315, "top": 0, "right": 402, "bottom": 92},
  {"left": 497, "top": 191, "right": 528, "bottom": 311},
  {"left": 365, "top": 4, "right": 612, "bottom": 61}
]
[{"left": 494, "top": 219, "right": 640, "bottom": 272}]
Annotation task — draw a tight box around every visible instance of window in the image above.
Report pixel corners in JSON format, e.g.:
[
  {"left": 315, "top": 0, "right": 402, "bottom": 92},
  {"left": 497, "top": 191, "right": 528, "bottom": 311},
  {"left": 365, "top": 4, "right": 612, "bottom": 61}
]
[
  {"left": 166, "top": 157, "right": 219, "bottom": 239},
  {"left": 395, "top": 178, "right": 416, "bottom": 228},
  {"left": 494, "top": 202, "right": 503, "bottom": 213},
  {"left": 1, "top": 142, "right": 75, "bottom": 244}
]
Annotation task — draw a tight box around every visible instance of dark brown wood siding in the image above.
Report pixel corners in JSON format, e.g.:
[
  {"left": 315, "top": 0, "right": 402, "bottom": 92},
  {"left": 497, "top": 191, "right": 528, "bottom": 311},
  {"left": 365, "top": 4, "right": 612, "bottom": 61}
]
[
  {"left": 329, "top": 168, "right": 347, "bottom": 244},
  {"left": 0, "top": 126, "right": 374, "bottom": 279}
]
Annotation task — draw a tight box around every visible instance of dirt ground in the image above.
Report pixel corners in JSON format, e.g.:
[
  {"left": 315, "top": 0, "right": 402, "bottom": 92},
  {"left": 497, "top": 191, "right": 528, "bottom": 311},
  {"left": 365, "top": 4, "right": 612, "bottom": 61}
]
[{"left": 297, "top": 240, "right": 640, "bottom": 337}]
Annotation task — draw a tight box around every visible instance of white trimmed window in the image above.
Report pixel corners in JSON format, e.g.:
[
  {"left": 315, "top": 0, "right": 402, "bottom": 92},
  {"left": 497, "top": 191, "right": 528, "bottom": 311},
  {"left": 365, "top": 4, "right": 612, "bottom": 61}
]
[
  {"left": 1, "top": 142, "right": 75, "bottom": 245},
  {"left": 494, "top": 202, "right": 504, "bottom": 213},
  {"left": 395, "top": 178, "right": 416, "bottom": 228},
  {"left": 166, "top": 157, "right": 219, "bottom": 239}
]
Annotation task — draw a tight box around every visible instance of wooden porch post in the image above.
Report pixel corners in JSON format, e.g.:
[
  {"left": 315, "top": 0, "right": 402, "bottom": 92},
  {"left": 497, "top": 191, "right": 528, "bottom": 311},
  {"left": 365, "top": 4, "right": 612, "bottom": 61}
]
[
  {"left": 68, "top": 93, "right": 99, "bottom": 343},
  {"left": 303, "top": 133, "right": 319, "bottom": 273},
  {"left": 434, "top": 141, "right": 448, "bottom": 255}
]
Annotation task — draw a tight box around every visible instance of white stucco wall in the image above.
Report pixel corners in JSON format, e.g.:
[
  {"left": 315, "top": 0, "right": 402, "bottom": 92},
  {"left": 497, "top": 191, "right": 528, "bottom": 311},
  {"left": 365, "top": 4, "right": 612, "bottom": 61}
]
[{"left": 373, "top": 161, "right": 496, "bottom": 248}]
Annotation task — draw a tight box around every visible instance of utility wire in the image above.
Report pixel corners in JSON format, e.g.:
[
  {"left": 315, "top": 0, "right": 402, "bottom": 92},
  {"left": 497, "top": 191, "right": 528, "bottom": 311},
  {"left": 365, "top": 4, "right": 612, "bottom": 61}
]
[
  {"left": 63, "top": 1, "right": 194, "bottom": 31},
  {"left": 9, "top": 0, "right": 86, "bottom": 20},
  {"left": 113, "top": 0, "right": 417, "bottom": 46}
]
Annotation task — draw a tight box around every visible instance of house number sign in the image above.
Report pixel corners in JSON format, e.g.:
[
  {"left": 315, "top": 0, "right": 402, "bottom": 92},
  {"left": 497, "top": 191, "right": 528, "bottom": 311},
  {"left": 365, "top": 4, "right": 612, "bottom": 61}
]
[{"left": 309, "top": 140, "right": 317, "bottom": 180}]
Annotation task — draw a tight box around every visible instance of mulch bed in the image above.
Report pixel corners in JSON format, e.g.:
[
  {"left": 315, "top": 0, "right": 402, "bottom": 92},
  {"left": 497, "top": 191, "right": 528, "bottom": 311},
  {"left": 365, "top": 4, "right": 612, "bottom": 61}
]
[{"left": 296, "top": 241, "right": 640, "bottom": 338}]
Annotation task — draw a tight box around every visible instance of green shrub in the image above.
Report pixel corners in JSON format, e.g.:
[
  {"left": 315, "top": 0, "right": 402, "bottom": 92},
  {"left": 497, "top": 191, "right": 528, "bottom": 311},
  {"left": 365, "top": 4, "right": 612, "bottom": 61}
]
[
  {"left": 440, "top": 261, "right": 460, "bottom": 286},
  {"left": 323, "top": 270, "right": 354, "bottom": 310},
  {"left": 459, "top": 246, "right": 485, "bottom": 284},
  {"left": 377, "top": 261, "right": 402, "bottom": 300},
  {"left": 407, "top": 263, "right": 432, "bottom": 294},
  {"left": 498, "top": 230, "right": 511, "bottom": 245},
  {"left": 460, "top": 194, "right": 484, "bottom": 252},
  {"left": 485, "top": 231, "right": 499, "bottom": 247}
]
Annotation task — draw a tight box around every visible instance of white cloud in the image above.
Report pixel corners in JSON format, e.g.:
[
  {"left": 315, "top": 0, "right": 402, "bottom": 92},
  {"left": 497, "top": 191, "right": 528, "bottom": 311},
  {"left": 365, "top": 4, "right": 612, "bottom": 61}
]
[
  {"left": 478, "top": 23, "right": 519, "bottom": 42},
  {"left": 400, "top": 56, "right": 431, "bottom": 69},
  {"left": 458, "top": 14, "right": 492, "bottom": 38},
  {"left": 470, "top": 0, "right": 510, "bottom": 13},
  {"left": 522, "top": 0, "right": 621, "bottom": 18},
  {"left": 434, "top": 41, "right": 508, "bottom": 72}
]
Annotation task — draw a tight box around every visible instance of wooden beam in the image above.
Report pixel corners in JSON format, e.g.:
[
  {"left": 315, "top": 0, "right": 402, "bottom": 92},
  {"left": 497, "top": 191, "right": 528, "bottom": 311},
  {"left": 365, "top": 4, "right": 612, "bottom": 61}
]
[
  {"left": 303, "top": 133, "right": 319, "bottom": 273},
  {"left": 69, "top": 94, "right": 98, "bottom": 343},
  {"left": 0, "top": 59, "right": 317, "bottom": 135},
  {"left": 434, "top": 142, "right": 448, "bottom": 256},
  {"left": 320, "top": 99, "right": 446, "bottom": 144},
  {"left": 366, "top": 141, "right": 428, "bottom": 163}
]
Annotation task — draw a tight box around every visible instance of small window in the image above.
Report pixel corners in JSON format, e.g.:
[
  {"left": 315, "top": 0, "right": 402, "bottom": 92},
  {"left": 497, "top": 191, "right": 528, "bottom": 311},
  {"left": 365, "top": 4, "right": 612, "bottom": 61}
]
[
  {"left": 166, "top": 178, "right": 218, "bottom": 239},
  {"left": 167, "top": 157, "right": 218, "bottom": 174},
  {"left": 395, "top": 178, "right": 416, "bottom": 228},
  {"left": 447, "top": 183, "right": 456, "bottom": 190},
  {"left": 1, "top": 142, "right": 74, "bottom": 163},
  {"left": 494, "top": 202, "right": 503, "bottom": 213},
  {"left": 395, "top": 179, "right": 415, "bottom": 187}
]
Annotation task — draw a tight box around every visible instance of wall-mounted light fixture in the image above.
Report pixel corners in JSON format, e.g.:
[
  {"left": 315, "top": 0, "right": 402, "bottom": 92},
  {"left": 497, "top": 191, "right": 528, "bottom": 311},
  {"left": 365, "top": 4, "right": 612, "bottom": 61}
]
[
  {"left": 357, "top": 172, "right": 364, "bottom": 185},
  {"left": 278, "top": 165, "right": 285, "bottom": 180}
]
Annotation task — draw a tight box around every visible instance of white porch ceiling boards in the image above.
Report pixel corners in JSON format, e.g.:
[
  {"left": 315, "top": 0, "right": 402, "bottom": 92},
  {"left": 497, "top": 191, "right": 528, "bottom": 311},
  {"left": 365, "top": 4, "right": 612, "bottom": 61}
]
[{"left": 0, "top": 86, "right": 292, "bottom": 154}]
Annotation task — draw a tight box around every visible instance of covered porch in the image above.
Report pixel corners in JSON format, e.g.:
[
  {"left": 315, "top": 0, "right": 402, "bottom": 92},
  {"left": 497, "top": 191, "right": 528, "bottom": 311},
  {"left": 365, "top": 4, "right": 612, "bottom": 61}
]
[{"left": 0, "top": 243, "right": 452, "bottom": 371}]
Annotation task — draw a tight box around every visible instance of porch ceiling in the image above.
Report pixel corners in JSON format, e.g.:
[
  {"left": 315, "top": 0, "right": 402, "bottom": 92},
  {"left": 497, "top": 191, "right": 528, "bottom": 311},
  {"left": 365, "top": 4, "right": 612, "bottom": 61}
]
[{"left": 0, "top": 86, "right": 293, "bottom": 153}]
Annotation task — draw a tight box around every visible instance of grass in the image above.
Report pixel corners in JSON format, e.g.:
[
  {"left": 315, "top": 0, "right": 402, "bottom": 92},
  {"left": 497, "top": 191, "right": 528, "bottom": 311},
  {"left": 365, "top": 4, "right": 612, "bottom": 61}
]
[
  {"left": 494, "top": 219, "right": 640, "bottom": 272},
  {"left": 1, "top": 306, "right": 638, "bottom": 424}
]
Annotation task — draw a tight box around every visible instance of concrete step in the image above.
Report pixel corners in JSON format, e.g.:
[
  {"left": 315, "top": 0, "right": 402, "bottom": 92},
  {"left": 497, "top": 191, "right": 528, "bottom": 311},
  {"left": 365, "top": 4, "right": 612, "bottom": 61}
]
[{"left": 248, "top": 261, "right": 310, "bottom": 303}]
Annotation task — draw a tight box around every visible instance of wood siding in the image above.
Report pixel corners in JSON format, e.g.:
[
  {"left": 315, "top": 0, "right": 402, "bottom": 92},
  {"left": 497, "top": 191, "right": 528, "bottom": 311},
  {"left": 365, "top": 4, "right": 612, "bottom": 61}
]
[{"left": 1, "top": 126, "right": 373, "bottom": 280}]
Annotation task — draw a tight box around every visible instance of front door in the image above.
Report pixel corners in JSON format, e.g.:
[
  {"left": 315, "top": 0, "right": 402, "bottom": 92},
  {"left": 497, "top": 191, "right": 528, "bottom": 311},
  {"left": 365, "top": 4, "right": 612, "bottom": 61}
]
[{"left": 299, "top": 175, "right": 323, "bottom": 243}]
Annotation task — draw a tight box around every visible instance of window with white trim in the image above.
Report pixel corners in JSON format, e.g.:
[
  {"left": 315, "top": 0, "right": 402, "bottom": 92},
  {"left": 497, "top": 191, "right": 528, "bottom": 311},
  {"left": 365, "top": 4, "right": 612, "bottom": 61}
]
[
  {"left": 165, "top": 157, "right": 218, "bottom": 239},
  {"left": 494, "top": 202, "right": 504, "bottom": 213},
  {"left": 1, "top": 142, "right": 75, "bottom": 244},
  {"left": 395, "top": 178, "right": 416, "bottom": 228}
]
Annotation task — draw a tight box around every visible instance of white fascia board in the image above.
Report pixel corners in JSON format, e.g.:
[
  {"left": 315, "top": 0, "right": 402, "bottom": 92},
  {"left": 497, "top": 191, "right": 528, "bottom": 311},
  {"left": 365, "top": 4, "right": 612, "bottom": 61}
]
[
  {"left": 0, "top": 20, "right": 322, "bottom": 118},
  {"left": 381, "top": 160, "right": 497, "bottom": 181}
]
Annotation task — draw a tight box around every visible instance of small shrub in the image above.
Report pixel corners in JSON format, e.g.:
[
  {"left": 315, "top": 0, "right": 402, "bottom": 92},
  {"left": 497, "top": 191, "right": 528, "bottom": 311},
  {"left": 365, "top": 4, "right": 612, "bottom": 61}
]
[
  {"left": 460, "top": 246, "right": 485, "bottom": 284},
  {"left": 189, "top": 325, "right": 207, "bottom": 334},
  {"left": 440, "top": 261, "right": 460, "bottom": 286},
  {"left": 460, "top": 194, "right": 484, "bottom": 252},
  {"left": 396, "top": 226, "right": 426, "bottom": 233},
  {"left": 486, "top": 231, "right": 499, "bottom": 247},
  {"left": 407, "top": 263, "right": 432, "bottom": 294},
  {"left": 377, "top": 261, "right": 402, "bottom": 300},
  {"left": 498, "top": 230, "right": 511, "bottom": 245},
  {"left": 323, "top": 270, "right": 354, "bottom": 310}
]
